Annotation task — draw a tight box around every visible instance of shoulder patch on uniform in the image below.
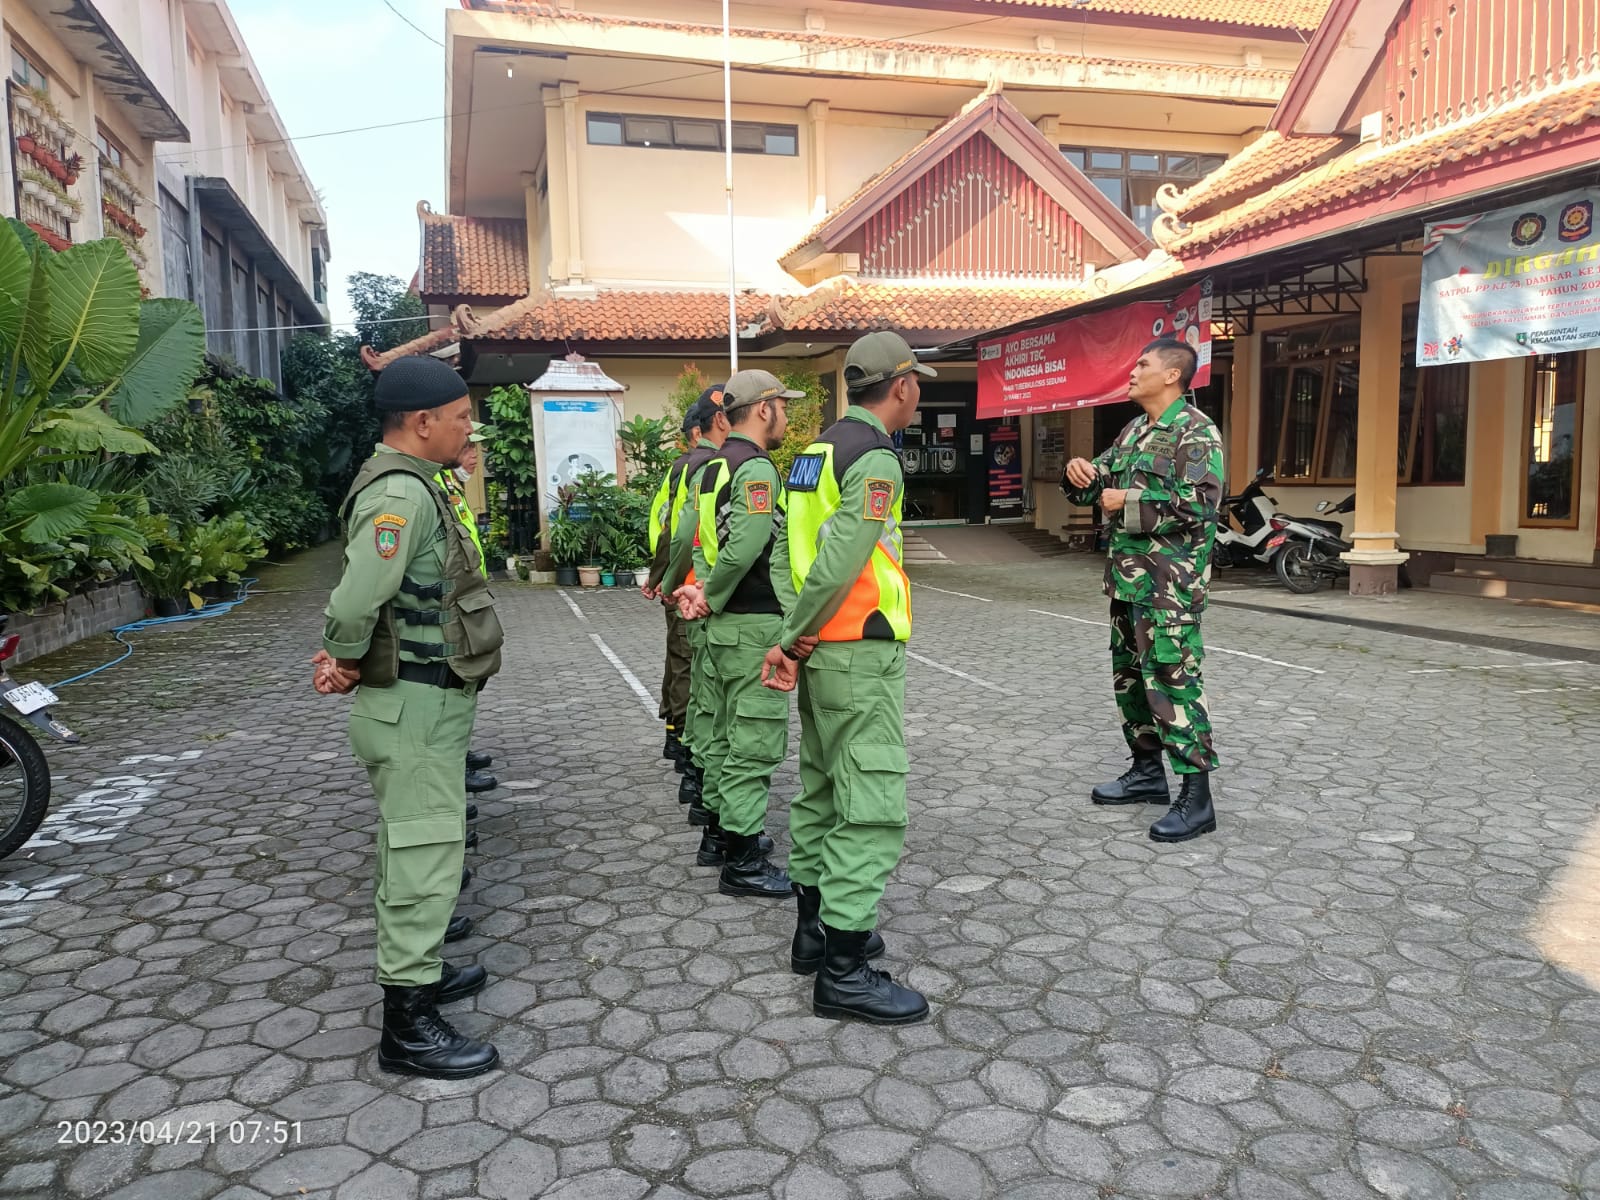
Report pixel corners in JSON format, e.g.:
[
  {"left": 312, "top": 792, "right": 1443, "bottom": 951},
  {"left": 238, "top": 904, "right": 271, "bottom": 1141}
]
[
  {"left": 744, "top": 480, "right": 773, "bottom": 514},
  {"left": 373, "top": 512, "right": 408, "bottom": 528},
  {"left": 864, "top": 478, "right": 893, "bottom": 522},
  {"left": 374, "top": 521, "right": 403, "bottom": 559},
  {"left": 787, "top": 453, "right": 825, "bottom": 492}
]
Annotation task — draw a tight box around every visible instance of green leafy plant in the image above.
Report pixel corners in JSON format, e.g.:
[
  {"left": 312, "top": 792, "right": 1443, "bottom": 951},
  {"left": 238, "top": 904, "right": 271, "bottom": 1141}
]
[
  {"left": 772, "top": 363, "right": 825, "bottom": 477},
  {"left": 666, "top": 362, "right": 711, "bottom": 441},
  {"left": 133, "top": 515, "right": 202, "bottom": 609},
  {"left": 188, "top": 513, "right": 266, "bottom": 586},
  {"left": 619, "top": 414, "right": 675, "bottom": 495},
  {"left": 482, "top": 384, "right": 537, "bottom": 500},
  {"left": 545, "top": 508, "right": 585, "bottom": 567}
]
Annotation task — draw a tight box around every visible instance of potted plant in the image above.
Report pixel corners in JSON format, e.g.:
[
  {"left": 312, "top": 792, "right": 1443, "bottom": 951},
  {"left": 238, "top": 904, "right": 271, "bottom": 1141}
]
[
  {"left": 546, "top": 509, "right": 584, "bottom": 586},
  {"left": 134, "top": 532, "right": 202, "bottom": 615},
  {"left": 602, "top": 527, "right": 636, "bottom": 588}
]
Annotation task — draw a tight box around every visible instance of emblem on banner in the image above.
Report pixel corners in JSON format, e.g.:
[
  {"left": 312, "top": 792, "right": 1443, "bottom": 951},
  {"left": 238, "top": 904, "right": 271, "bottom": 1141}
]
[
  {"left": 1559, "top": 200, "right": 1593, "bottom": 243},
  {"left": 1422, "top": 340, "right": 1439, "bottom": 361},
  {"left": 1510, "top": 213, "right": 1545, "bottom": 247},
  {"left": 1445, "top": 335, "right": 1464, "bottom": 358}
]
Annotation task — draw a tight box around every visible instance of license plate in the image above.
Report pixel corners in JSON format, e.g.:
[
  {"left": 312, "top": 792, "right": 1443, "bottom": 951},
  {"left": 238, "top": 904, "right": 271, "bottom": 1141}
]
[
  {"left": 3, "top": 680, "right": 57, "bottom": 715},
  {"left": 1266, "top": 535, "right": 1287, "bottom": 550}
]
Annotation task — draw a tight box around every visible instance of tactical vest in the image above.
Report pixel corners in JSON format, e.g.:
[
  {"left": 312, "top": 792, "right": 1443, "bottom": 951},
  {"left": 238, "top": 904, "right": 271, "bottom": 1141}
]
[
  {"left": 695, "top": 436, "right": 785, "bottom": 616},
  {"left": 340, "top": 453, "right": 504, "bottom": 685},
  {"left": 784, "top": 416, "right": 911, "bottom": 642},
  {"left": 439, "top": 471, "right": 488, "bottom": 579},
  {"left": 671, "top": 443, "right": 719, "bottom": 585}
]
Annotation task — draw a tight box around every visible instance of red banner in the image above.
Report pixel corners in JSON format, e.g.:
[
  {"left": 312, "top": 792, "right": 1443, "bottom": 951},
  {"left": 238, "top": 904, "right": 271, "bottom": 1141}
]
[{"left": 976, "top": 282, "right": 1213, "bottom": 418}]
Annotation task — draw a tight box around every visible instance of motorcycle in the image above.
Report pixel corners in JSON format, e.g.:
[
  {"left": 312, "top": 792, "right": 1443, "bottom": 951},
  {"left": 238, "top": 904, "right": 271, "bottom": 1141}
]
[
  {"left": 1267, "top": 493, "right": 1354, "bottom": 594},
  {"left": 1213, "top": 468, "right": 1283, "bottom": 568},
  {"left": 0, "top": 614, "right": 80, "bottom": 859}
]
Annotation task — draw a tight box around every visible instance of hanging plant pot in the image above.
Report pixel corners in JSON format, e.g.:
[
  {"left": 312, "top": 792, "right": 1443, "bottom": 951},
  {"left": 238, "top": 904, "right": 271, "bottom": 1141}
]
[
  {"left": 16, "top": 134, "right": 34, "bottom": 155},
  {"left": 20, "top": 180, "right": 42, "bottom": 200},
  {"left": 13, "top": 94, "right": 36, "bottom": 117}
]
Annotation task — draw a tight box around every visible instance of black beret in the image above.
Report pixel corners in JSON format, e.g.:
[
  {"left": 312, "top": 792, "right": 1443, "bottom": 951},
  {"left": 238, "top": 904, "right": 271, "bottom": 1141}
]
[
  {"left": 682, "top": 385, "right": 725, "bottom": 434},
  {"left": 374, "top": 355, "right": 469, "bottom": 412}
]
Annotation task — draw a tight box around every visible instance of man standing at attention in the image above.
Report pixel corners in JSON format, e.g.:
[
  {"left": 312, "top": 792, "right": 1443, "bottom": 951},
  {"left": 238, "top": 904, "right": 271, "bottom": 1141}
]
[
  {"left": 1062, "top": 337, "right": 1225, "bottom": 843},
  {"left": 312, "top": 355, "right": 503, "bottom": 1079},
  {"left": 643, "top": 389, "right": 725, "bottom": 775},
  {"left": 675, "top": 370, "right": 799, "bottom": 897},
  {"left": 761, "top": 331, "right": 929, "bottom": 1026}
]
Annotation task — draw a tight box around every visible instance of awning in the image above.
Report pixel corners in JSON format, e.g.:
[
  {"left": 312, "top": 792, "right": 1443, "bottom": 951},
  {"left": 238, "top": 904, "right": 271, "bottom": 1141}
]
[
  {"left": 191, "top": 177, "right": 323, "bottom": 328},
  {"left": 19, "top": 0, "right": 186, "bottom": 139}
]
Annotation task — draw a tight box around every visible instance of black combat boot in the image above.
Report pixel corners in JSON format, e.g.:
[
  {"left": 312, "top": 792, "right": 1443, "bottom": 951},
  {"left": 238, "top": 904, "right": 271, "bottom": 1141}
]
[
  {"left": 461, "top": 865, "right": 472, "bottom": 891},
  {"left": 465, "top": 768, "right": 498, "bottom": 793},
  {"left": 377, "top": 985, "right": 499, "bottom": 1079},
  {"left": 789, "top": 883, "right": 886, "bottom": 975},
  {"left": 466, "top": 750, "right": 493, "bottom": 770},
  {"left": 444, "top": 913, "right": 473, "bottom": 943},
  {"left": 697, "top": 818, "right": 774, "bottom": 867},
  {"left": 1090, "top": 751, "right": 1171, "bottom": 806},
  {"left": 678, "top": 763, "right": 701, "bottom": 806},
  {"left": 718, "top": 832, "right": 792, "bottom": 898},
  {"left": 812, "top": 925, "right": 928, "bottom": 1025},
  {"left": 435, "top": 960, "right": 488, "bottom": 1004},
  {"left": 687, "top": 796, "right": 713, "bottom": 827},
  {"left": 663, "top": 726, "right": 684, "bottom": 764},
  {"left": 465, "top": 829, "right": 479, "bottom": 850},
  {"left": 466, "top": 804, "right": 478, "bottom": 822},
  {"left": 1149, "top": 772, "right": 1217, "bottom": 843}
]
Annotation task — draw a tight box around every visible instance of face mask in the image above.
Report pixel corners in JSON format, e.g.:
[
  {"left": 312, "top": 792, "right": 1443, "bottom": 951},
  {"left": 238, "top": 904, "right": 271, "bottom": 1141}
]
[{"left": 454, "top": 466, "right": 471, "bottom": 485}]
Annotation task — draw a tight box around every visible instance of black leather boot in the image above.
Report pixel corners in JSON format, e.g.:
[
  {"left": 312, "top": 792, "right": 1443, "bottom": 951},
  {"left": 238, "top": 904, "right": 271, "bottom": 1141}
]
[
  {"left": 466, "top": 804, "right": 478, "bottom": 822},
  {"left": 663, "top": 726, "right": 684, "bottom": 763},
  {"left": 698, "top": 820, "right": 773, "bottom": 867},
  {"left": 1091, "top": 751, "right": 1171, "bottom": 806},
  {"left": 461, "top": 865, "right": 472, "bottom": 891},
  {"left": 687, "top": 796, "right": 713, "bottom": 827},
  {"left": 812, "top": 925, "right": 928, "bottom": 1025},
  {"left": 465, "top": 829, "right": 478, "bottom": 850},
  {"left": 444, "top": 913, "right": 473, "bottom": 943},
  {"left": 377, "top": 985, "right": 499, "bottom": 1079},
  {"left": 1149, "top": 772, "right": 1217, "bottom": 843},
  {"left": 718, "top": 832, "right": 792, "bottom": 898},
  {"left": 677, "top": 763, "right": 700, "bottom": 806},
  {"left": 789, "top": 883, "right": 886, "bottom": 975},
  {"left": 435, "top": 960, "right": 488, "bottom": 1004},
  {"left": 465, "top": 769, "right": 498, "bottom": 793},
  {"left": 466, "top": 750, "right": 493, "bottom": 770}
]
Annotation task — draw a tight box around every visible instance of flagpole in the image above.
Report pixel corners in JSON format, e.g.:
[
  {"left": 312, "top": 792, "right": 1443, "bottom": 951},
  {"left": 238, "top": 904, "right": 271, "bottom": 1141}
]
[{"left": 723, "top": 0, "right": 738, "bottom": 371}]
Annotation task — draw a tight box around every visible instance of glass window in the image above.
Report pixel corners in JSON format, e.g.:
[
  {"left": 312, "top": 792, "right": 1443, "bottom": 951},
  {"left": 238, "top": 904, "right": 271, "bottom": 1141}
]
[
  {"left": 623, "top": 115, "right": 672, "bottom": 146},
  {"left": 1417, "top": 369, "right": 1467, "bottom": 484},
  {"left": 1091, "top": 176, "right": 1123, "bottom": 210},
  {"left": 11, "top": 50, "right": 46, "bottom": 91},
  {"left": 95, "top": 130, "right": 124, "bottom": 167},
  {"left": 1259, "top": 367, "right": 1287, "bottom": 474},
  {"left": 1320, "top": 360, "right": 1359, "bottom": 481},
  {"left": 1089, "top": 150, "right": 1123, "bottom": 170},
  {"left": 1129, "top": 152, "right": 1161, "bottom": 173},
  {"left": 586, "top": 114, "right": 622, "bottom": 145},
  {"left": 762, "top": 127, "right": 797, "bottom": 156},
  {"left": 1280, "top": 365, "right": 1323, "bottom": 479},
  {"left": 1060, "top": 148, "right": 1085, "bottom": 169},
  {"left": 1523, "top": 353, "right": 1583, "bottom": 524},
  {"left": 1061, "top": 144, "right": 1233, "bottom": 238},
  {"left": 673, "top": 119, "right": 720, "bottom": 148},
  {"left": 1259, "top": 316, "right": 1377, "bottom": 485}
]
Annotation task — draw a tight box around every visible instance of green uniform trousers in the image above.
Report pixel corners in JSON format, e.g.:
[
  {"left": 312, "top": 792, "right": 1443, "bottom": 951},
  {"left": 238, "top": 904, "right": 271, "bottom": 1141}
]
[
  {"left": 1108, "top": 599, "right": 1218, "bottom": 775},
  {"left": 789, "top": 639, "right": 909, "bottom": 931},
  {"left": 702, "top": 611, "right": 789, "bottom": 836},
  {"left": 348, "top": 677, "right": 474, "bottom": 986},
  {"left": 658, "top": 607, "right": 691, "bottom": 731},
  {"left": 683, "top": 618, "right": 715, "bottom": 768}
]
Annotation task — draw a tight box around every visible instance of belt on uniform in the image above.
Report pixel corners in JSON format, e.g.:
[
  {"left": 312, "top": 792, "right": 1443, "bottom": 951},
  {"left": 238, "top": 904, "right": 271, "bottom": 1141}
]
[{"left": 397, "top": 661, "right": 477, "bottom": 691}]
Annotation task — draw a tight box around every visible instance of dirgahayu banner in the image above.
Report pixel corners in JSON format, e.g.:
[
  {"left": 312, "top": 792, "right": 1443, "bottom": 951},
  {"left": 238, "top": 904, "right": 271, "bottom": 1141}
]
[{"left": 1418, "top": 186, "right": 1600, "bottom": 367}]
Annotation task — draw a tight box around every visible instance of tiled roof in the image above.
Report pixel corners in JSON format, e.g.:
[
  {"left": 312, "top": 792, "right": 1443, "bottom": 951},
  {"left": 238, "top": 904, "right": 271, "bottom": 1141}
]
[
  {"left": 1163, "top": 72, "right": 1600, "bottom": 255},
  {"left": 418, "top": 202, "right": 528, "bottom": 300},
  {"left": 362, "top": 321, "right": 462, "bottom": 371},
  {"left": 1160, "top": 132, "right": 1347, "bottom": 221},
  {"left": 462, "top": 3, "right": 1294, "bottom": 79},
  {"left": 465, "top": 289, "right": 776, "bottom": 343},
  {"left": 775, "top": 277, "right": 1096, "bottom": 336},
  {"left": 466, "top": 0, "right": 1328, "bottom": 33}
]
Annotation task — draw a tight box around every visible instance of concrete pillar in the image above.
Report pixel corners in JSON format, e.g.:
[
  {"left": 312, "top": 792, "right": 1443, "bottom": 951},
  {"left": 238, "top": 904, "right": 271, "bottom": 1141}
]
[
  {"left": 1345, "top": 256, "right": 1410, "bottom": 595},
  {"left": 542, "top": 85, "right": 568, "bottom": 285},
  {"left": 522, "top": 171, "right": 542, "bottom": 296},
  {"left": 1228, "top": 332, "right": 1257, "bottom": 488},
  {"left": 806, "top": 99, "right": 829, "bottom": 221},
  {"left": 1468, "top": 357, "right": 1510, "bottom": 548},
  {"left": 560, "top": 81, "right": 583, "bottom": 283}
]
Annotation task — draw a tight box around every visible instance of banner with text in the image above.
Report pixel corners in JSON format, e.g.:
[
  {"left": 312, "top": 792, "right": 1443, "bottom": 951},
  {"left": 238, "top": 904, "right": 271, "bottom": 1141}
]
[
  {"left": 1418, "top": 187, "right": 1600, "bottom": 366},
  {"left": 976, "top": 281, "right": 1212, "bottom": 418}
]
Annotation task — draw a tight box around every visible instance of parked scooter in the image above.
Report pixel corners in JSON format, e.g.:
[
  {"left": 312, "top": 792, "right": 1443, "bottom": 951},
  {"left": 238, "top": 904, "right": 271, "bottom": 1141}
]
[
  {"left": 1214, "top": 468, "right": 1283, "bottom": 568},
  {"left": 1267, "top": 494, "right": 1354, "bottom": 593},
  {"left": 0, "top": 615, "right": 79, "bottom": 859}
]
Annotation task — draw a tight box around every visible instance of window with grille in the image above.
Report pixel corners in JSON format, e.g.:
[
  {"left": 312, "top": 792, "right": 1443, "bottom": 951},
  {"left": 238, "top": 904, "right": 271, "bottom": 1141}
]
[{"left": 1059, "top": 146, "right": 1227, "bottom": 237}]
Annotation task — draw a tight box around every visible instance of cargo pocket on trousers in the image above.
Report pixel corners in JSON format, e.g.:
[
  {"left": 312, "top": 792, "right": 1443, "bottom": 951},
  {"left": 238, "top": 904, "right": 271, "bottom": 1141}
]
[
  {"left": 730, "top": 694, "right": 789, "bottom": 765},
  {"left": 806, "top": 654, "right": 853, "bottom": 713},
  {"left": 377, "top": 814, "right": 465, "bottom": 906},
  {"left": 839, "top": 743, "right": 909, "bottom": 826},
  {"left": 349, "top": 687, "right": 405, "bottom": 766}
]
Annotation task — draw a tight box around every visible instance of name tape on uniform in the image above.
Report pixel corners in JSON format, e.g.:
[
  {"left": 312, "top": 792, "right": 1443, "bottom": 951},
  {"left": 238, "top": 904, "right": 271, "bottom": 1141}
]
[{"left": 787, "top": 453, "right": 825, "bottom": 492}]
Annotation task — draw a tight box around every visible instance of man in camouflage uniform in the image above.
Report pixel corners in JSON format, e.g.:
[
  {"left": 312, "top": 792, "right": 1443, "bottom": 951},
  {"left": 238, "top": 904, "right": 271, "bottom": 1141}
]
[{"left": 1063, "top": 337, "right": 1224, "bottom": 843}]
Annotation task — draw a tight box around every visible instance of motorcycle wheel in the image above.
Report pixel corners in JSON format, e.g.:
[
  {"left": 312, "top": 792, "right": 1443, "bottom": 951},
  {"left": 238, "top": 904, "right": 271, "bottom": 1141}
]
[
  {"left": 1275, "top": 541, "right": 1326, "bottom": 595},
  {"left": 0, "top": 711, "right": 51, "bottom": 860}
]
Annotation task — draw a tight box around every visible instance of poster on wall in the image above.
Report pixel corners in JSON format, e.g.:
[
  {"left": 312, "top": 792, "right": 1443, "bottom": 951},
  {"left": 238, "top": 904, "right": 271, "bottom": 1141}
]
[
  {"left": 536, "top": 397, "right": 621, "bottom": 515},
  {"left": 1418, "top": 186, "right": 1600, "bottom": 366},
  {"left": 1032, "top": 412, "right": 1066, "bottom": 481},
  {"left": 976, "top": 281, "right": 1212, "bottom": 417},
  {"left": 987, "top": 425, "right": 1023, "bottom": 518}
]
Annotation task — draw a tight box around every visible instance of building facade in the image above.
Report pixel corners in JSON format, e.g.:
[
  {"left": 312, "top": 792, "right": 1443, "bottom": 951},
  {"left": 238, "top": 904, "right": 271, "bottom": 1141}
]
[
  {"left": 0, "top": 0, "right": 330, "bottom": 387},
  {"left": 377, "top": 0, "right": 1327, "bottom": 523}
]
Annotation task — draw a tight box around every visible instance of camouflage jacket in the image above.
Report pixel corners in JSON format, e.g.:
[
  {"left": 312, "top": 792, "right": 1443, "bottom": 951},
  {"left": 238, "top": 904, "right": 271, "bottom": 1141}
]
[{"left": 1062, "top": 397, "right": 1224, "bottom": 621}]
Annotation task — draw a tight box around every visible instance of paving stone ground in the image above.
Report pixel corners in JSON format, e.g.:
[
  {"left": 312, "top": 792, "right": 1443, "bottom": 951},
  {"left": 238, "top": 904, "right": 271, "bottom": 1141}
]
[{"left": 2, "top": 539, "right": 1599, "bottom": 1200}]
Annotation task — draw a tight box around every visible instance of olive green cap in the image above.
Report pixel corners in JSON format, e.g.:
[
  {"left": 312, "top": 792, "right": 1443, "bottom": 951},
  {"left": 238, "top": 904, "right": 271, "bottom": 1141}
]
[
  {"left": 843, "top": 331, "right": 937, "bottom": 390},
  {"left": 722, "top": 369, "right": 803, "bottom": 412}
]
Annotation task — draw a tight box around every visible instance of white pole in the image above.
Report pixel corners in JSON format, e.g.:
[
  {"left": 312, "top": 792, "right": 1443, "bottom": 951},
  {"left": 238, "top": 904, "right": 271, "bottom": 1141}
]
[{"left": 723, "top": 0, "right": 738, "bottom": 371}]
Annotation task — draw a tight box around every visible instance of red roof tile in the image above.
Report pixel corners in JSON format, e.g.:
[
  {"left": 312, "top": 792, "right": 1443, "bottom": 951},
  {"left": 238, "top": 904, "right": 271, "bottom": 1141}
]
[
  {"left": 362, "top": 320, "right": 463, "bottom": 371},
  {"left": 1163, "top": 72, "right": 1600, "bottom": 255},
  {"left": 466, "top": 290, "right": 775, "bottom": 343},
  {"left": 1160, "top": 132, "right": 1347, "bottom": 222},
  {"left": 418, "top": 202, "right": 528, "bottom": 301},
  {"left": 775, "top": 277, "right": 1096, "bottom": 338}
]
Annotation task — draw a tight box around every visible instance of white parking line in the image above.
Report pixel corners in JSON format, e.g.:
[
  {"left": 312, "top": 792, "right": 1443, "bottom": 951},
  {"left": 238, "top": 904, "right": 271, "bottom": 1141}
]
[
  {"left": 1031, "top": 608, "right": 1322, "bottom": 674},
  {"left": 559, "top": 589, "right": 655, "bottom": 715},
  {"left": 906, "top": 650, "right": 1015, "bottom": 695},
  {"left": 1029, "top": 608, "right": 1106, "bottom": 627},
  {"left": 1411, "top": 660, "right": 1581, "bottom": 674},
  {"left": 914, "top": 583, "right": 993, "bottom": 603}
]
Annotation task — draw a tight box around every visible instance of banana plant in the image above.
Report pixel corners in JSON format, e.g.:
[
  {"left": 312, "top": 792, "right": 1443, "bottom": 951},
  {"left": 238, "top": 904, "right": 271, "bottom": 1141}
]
[{"left": 0, "top": 217, "right": 205, "bottom": 593}]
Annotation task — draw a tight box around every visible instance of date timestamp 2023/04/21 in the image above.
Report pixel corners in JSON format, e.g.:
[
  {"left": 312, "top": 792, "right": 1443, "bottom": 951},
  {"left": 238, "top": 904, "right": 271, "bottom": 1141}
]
[{"left": 58, "top": 1119, "right": 303, "bottom": 1146}]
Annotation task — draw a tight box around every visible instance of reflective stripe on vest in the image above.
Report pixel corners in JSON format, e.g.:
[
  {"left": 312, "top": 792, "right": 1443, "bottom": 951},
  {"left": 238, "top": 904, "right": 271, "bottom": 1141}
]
[
  {"left": 439, "top": 472, "right": 487, "bottom": 579},
  {"left": 785, "top": 423, "right": 911, "bottom": 642}
]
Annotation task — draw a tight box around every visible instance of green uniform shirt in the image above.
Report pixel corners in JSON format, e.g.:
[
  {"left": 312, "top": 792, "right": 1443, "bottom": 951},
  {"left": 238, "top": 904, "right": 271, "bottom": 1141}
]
[
  {"left": 699, "top": 432, "right": 797, "bottom": 616},
  {"left": 1062, "top": 396, "right": 1224, "bottom": 620},
  {"left": 779, "top": 407, "right": 902, "bottom": 649},
  {"left": 324, "top": 446, "right": 449, "bottom": 661}
]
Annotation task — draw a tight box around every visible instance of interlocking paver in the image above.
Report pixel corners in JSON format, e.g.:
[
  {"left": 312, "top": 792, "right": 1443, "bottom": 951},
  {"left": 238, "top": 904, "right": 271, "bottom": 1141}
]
[{"left": 2, "top": 543, "right": 1599, "bottom": 1198}]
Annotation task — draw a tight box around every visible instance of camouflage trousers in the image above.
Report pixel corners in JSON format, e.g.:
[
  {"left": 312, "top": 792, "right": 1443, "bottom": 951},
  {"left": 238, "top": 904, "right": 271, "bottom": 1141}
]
[{"left": 1108, "top": 600, "right": 1218, "bottom": 775}]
